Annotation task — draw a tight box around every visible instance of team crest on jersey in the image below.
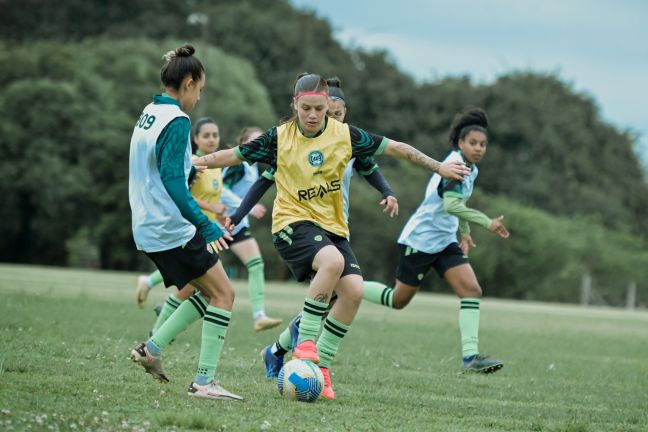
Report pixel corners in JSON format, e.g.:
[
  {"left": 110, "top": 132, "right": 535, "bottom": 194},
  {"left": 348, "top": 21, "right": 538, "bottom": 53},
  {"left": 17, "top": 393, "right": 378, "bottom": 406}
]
[{"left": 308, "top": 150, "right": 324, "bottom": 167}]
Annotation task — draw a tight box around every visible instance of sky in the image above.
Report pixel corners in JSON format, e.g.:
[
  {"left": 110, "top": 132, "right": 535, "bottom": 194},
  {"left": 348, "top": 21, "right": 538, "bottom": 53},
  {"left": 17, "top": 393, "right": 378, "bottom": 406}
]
[{"left": 291, "top": 0, "right": 648, "bottom": 163}]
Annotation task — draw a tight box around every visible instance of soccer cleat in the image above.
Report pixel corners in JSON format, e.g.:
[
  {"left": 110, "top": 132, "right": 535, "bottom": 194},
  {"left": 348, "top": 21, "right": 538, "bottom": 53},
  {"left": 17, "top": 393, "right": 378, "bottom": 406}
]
[
  {"left": 254, "top": 315, "right": 284, "bottom": 332},
  {"left": 319, "top": 367, "right": 335, "bottom": 400},
  {"left": 188, "top": 381, "right": 243, "bottom": 401},
  {"left": 135, "top": 276, "right": 151, "bottom": 308},
  {"left": 288, "top": 314, "right": 301, "bottom": 350},
  {"left": 153, "top": 304, "right": 162, "bottom": 317},
  {"left": 292, "top": 340, "right": 319, "bottom": 364},
  {"left": 461, "top": 355, "right": 504, "bottom": 374},
  {"left": 261, "top": 344, "right": 284, "bottom": 378},
  {"left": 129, "top": 342, "right": 169, "bottom": 383}
]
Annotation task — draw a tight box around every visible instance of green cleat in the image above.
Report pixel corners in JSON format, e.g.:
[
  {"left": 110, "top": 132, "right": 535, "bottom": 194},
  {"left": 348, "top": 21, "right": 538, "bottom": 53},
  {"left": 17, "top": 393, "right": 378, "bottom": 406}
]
[{"left": 461, "top": 355, "right": 504, "bottom": 374}]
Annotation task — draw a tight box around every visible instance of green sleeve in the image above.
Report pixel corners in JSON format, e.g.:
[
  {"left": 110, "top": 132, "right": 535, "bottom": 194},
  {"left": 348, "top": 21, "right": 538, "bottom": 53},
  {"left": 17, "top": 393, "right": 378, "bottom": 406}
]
[
  {"left": 458, "top": 219, "right": 471, "bottom": 235},
  {"left": 443, "top": 195, "right": 491, "bottom": 230}
]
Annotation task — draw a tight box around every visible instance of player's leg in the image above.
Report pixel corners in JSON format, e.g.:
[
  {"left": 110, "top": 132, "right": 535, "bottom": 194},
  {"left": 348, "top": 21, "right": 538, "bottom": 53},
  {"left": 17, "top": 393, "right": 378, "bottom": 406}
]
[
  {"left": 150, "top": 284, "right": 194, "bottom": 335},
  {"left": 273, "top": 223, "right": 344, "bottom": 364},
  {"left": 229, "top": 234, "right": 282, "bottom": 331},
  {"left": 186, "top": 260, "right": 242, "bottom": 400},
  {"left": 363, "top": 245, "right": 431, "bottom": 309},
  {"left": 135, "top": 270, "right": 164, "bottom": 307},
  {"left": 440, "top": 244, "right": 502, "bottom": 373}
]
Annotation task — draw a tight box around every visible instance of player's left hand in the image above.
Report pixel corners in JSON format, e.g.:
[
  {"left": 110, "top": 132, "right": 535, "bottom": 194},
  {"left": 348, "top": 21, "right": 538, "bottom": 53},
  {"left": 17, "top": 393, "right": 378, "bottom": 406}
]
[
  {"left": 250, "top": 204, "right": 266, "bottom": 219},
  {"left": 380, "top": 196, "right": 399, "bottom": 217},
  {"left": 459, "top": 234, "right": 476, "bottom": 256},
  {"left": 208, "top": 234, "right": 232, "bottom": 253}
]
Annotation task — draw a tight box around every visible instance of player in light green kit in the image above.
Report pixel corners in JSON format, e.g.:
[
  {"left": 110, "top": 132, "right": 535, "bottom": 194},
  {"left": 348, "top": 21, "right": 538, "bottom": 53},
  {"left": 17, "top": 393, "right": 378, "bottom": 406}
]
[{"left": 363, "top": 107, "right": 509, "bottom": 373}]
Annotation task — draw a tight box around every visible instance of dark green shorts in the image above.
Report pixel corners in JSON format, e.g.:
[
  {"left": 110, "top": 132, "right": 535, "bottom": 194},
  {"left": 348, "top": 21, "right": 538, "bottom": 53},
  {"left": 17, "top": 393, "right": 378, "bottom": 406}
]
[
  {"left": 273, "top": 221, "right": 361, "bottom": 282},
  {"left": 144, "top": 232, "right": 219, "bottom": 289},
  {"left": 395, "top": 242, "right": 466, "bottom": 286}
]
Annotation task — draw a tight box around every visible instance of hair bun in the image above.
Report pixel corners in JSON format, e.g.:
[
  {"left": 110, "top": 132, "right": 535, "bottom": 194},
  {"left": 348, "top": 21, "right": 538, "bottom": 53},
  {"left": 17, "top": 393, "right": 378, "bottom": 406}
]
[
  {"left": 326, "top": 77, "right": 342, "bottom": 88},
  {"left": 175, "top": 44, "right": 195, "bottom": 57}
]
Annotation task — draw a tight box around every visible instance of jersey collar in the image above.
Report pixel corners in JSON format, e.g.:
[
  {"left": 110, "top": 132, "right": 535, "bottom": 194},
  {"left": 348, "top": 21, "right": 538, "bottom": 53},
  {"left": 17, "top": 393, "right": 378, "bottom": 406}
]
[
  {"left": 153, "top": 93, "right": 181, "bottom": 108},
  {"left": 297, "top": 116, "right": 328, "bottom": 138}
]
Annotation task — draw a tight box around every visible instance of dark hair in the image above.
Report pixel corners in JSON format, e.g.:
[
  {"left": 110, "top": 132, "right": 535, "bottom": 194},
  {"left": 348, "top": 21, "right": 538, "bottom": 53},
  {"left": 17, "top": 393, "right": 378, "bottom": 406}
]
[
  {"left": 326, "top": 76, "right": 348, "bottom": 122},
  {"left": 236, "top": 126, "right": 264, "bottom": 145},
  {"left": 448, "top": 107, "right": 488, "bottom": 148},
  {"left": 191, "top": 117, "right": 218, "bottom": 153},
  {"left": 293, "top": 72, "right": 328, "bottom": 96},
  {"left": 160, "top": 44, "right": 204, "bottom": 90},
  {"left": 281, "top": 72, "right": 329, "bottom": 125}
]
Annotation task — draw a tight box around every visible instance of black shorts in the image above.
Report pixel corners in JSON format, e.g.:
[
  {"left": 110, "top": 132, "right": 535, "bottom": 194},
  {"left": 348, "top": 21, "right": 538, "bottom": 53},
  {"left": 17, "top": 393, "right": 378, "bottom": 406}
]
[
  {"left": 395, "top": 242, "right": 466, "bottom": 286},
  {"left": 227, "top": 227, "right": 253, "bottom": 245},
  {"left": 273, "top": 221, "right": 361, "bottom": 282},
  {"left": 144, "top": 232, "right": 219, "bottom": 289}
]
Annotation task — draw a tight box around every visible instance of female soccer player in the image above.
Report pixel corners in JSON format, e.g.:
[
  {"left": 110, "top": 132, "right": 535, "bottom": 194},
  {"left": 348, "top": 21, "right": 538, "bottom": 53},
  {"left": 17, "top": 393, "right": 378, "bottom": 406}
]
[
  {"left": 362, "top": 107, "right": 509, "bottom": 373},
  {"left": 252, "top": 77, "right": 399, "bottom": 383},
  {"left": 193, "top": 73, "right": 469, "bottom": 400},
  {"left": 137, "top": 120, "right": 282, "bottom": 333},
  {"left": 128, "top": 44, "right": 241, "bottom": 400}
]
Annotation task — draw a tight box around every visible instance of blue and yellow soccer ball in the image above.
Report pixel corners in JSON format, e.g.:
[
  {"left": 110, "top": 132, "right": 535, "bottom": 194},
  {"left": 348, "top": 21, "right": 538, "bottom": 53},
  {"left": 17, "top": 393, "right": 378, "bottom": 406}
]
[{"left": 277, "top": 359, "right": 324, "bottom": 402}]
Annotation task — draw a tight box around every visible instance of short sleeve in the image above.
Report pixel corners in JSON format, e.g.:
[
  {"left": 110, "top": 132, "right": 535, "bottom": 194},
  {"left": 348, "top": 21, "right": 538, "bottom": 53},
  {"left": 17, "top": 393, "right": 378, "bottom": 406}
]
[
  {"left": 352, "top": 156, "right": 378, "bottom": 176},
  {"left": 235, "top": 127, "right": 278, "bottom": 167},
  {"left": 349, "top": 125, "right": 388, "bottom": 158}
]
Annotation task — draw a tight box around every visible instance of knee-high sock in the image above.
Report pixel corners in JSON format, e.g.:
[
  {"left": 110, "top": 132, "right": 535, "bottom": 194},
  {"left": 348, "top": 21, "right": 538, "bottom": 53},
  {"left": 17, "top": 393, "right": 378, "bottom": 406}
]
[
  {"left": 316, "top": 317, "right": 349, "bottom": 369},
  {"left": 147, "top": 270, "right": 163, "bottom": 288},
  {"left": 245, "top": 256, "right": 266, "bottom": 319},
  {"left": 152, "top": 294, "right": 181, "bottom": 334},
  {"left": 147, "top": 292, "right": 207, "bottom": 354},
  {"left": 195, "top": 306, "right": 231, "bottom": 385},
  {"left": 459, "top": 298, "right": 481, "bottom": 358},
  {"left": 297, "top": 298, "right": 328, "bottom": 343},
  {"left": 363, "top": 281, "right": 394, "bottom": 308}
]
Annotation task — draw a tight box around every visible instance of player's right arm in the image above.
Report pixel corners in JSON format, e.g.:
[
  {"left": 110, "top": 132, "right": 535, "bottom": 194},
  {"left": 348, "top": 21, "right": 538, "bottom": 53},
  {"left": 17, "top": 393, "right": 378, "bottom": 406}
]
[
  {"left": 227, "top": 169, "right": 275, "bottom": 228},
  {"left": 156, "top": 117, "right": 227, "bottom": 245}
]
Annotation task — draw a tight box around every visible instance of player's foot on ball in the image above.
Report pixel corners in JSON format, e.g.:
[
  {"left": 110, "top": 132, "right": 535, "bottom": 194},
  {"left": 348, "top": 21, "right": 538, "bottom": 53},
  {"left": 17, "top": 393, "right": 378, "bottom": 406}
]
[
  {"left": 129, "top": 342, "right": 169, "bottom": 383},
  {"left": 188, "top": 381, "right": 243, "bottom": 401},
  {"left": 319, "top": 367, "right": 335, "bottom": 400},
  {"left": 293, "top": 340, "right": 319, "bottom": 364},
  {"left": 461, "top": 354, "right": 504, "bottom": 374},
  {"left": 288, "top": 314, "right": 301, "bottom": 349},
  {"left": 136, "top": 276, "right": 151, "bottom": 307},
  {"left": 261, "top": 344, "right": 284, "bottom": 378},
  {"left": 254, "top": 315, "right": 283, "bottom": 332}
]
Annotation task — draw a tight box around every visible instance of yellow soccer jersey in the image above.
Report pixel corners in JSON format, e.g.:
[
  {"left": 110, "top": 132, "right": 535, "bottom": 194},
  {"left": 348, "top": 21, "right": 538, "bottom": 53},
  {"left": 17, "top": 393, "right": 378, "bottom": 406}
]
[
  {"left": 190, "top": 155, "right": 223, "bottom": 221},
  {"left": 273, "top": 120, "right": 352, "bottom": 237}
]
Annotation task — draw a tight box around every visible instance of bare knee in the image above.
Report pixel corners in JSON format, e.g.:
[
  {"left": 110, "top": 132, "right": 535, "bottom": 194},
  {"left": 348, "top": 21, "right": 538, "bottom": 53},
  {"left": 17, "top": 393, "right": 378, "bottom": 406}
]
[
  {"left": 461, "top": 283, "right": 482, "bottom": 298},
  {"left": 318, "top": 255, "right": 344, "bottom": 278}
]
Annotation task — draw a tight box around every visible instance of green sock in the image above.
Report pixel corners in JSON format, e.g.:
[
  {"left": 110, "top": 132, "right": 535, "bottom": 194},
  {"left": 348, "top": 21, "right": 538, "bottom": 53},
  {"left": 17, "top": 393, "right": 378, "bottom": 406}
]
[
  {"left": 245, "top": 256, "right": 266, "bottom": 318},
  {"left": 278, "top": 326, "right": 293, "bottom": 350},
  {"left": 151, "top": 294, "right": 181, "bottom": 334},
  {"left": 149, "top": 292, "right": 207, "bottom": 351},
  {"left": 297, "top": 298, "right": 328, "bottom": 343},
  {"left": 363, "top": 281, "right": 394, "bottom": 308},
  {"left": 316, "top": 317, "right": 350, "bottom": 368},
  {"left": 459, "top": 298, "right": 481, "bottom": 358},
  {"left": 195, "top": 305, "right": 231, "bottom": 385},
  {"left": 148, "top": 270, "right": 163, "bottom": 288}
]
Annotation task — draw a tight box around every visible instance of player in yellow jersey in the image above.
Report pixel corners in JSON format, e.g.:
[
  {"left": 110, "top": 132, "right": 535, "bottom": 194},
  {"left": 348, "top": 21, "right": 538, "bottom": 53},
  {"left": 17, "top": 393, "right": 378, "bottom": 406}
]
[{"left": 193, "top": 73, "right": 470, "bottom": 400}]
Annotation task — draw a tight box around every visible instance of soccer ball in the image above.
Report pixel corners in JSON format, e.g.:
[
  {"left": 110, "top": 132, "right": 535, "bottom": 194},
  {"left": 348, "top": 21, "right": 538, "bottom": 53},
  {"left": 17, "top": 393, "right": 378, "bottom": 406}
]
[{"left": 277, "top": 359, "right": 324, "bottom": 402}]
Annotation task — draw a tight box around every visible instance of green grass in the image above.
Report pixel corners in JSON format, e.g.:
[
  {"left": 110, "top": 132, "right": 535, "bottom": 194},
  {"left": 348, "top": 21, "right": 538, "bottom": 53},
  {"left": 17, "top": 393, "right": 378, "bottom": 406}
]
[{"left": 0, "top": 263, "right": 647, "bottom": 431}]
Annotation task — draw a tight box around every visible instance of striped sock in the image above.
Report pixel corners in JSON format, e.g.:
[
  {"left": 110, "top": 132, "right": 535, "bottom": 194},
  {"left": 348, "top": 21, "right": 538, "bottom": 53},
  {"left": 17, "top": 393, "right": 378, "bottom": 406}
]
[
  {"left": 148, "top": 292, "right": 207, "bottom": 353},
  {"left": 151, "top": 294, "right": 181, "bottom": 334},
  {"left": 317, "top": 317, "right": 350, "bottom": 368},
  {"left": 297, "top": 298, "right": 328, "bottom": 343},
  {"left": 147, "top": 270, "right": 163, "bottom": 288},
  {"left": 245, "top": 256, "right": 266, "bottom": 319},
  {"left": 195, "top": 306, "right": 231, "bottom": 385},
  {"left": 459, "top": 298, "right": 481, "bottom": 358},
  {"left": 363, "top": 281, "right": 394, "bottom": 308}
]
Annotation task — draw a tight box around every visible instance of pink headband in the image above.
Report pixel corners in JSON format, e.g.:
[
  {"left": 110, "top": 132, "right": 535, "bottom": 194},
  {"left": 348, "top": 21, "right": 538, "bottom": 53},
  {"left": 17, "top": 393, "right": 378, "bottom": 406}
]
[{"left": 294, "top": 91, "right": 329, "bottom": 101}]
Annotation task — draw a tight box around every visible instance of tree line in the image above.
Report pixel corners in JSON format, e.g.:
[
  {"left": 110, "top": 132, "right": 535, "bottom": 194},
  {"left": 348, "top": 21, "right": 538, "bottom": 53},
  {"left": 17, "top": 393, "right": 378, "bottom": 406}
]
[{"left": 1, "top": 0, "right": 646, "bottom": 305}]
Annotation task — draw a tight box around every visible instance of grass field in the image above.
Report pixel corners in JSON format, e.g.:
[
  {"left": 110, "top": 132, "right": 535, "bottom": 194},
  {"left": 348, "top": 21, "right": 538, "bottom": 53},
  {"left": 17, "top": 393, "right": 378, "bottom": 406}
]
[{"left": 1, "top": 264, "right": 647, "bottom": 431}]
